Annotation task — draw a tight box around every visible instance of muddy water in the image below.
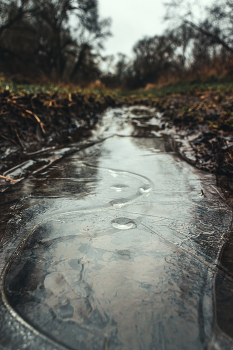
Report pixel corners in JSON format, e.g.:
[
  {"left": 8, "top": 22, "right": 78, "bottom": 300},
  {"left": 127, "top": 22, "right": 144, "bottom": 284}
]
[{"left": 0, "top": 107, "right": 233, "bottom": 350}]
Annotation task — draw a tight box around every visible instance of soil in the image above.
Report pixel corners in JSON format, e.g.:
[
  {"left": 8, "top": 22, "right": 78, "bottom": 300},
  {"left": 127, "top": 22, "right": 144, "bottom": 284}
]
[
  {"left": 0, "top": 90, "right": 118, "bottom": 173},
  {"left": 1, "top": 89, "right": 233, "bottom": 180}
]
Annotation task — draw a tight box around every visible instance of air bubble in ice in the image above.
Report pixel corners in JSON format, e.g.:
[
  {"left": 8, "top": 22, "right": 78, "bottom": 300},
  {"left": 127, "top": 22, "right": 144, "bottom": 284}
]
[
  {"left": 109, "top": 198, "right": 129, "bottom": 208},
  {"left": 110, "top": 184, "right": 129, "bottom": 192},
  {"left": 111, "top": 217, "right": 137, "bottom": 230},
  {"left": 138, "top": 185, "right": 151, "bottom": 194}
]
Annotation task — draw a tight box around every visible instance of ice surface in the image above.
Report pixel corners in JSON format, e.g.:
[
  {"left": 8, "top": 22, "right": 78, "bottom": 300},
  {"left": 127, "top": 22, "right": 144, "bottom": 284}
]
[{"left": 0, "top": 107, "right": 233, "bottom": 350}]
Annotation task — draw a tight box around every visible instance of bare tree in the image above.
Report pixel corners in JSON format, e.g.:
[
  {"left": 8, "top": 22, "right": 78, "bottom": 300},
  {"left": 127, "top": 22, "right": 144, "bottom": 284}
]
[
  {"left": 0, "top": 0, "right": 111, "bottom": 82},
  {"left": 130, "top": 34, "right": 179, "bottom": 87},
  {"left": 165, "top": 0, "right": 233, "bottom": 53},
  {"left": 0, "top": 0, "right": 39, "bottom": 36},
  {"left": 69, "top": 0, "right": 111, "bottom": 80}
]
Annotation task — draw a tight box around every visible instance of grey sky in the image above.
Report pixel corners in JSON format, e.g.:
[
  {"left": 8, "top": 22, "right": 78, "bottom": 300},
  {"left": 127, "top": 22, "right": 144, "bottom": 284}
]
[
  {"left": 99, "top": 0, "right": 214, "bottom": 58},
  {"left": 99, "top": 0, "right": 167, "bottom": 57}
]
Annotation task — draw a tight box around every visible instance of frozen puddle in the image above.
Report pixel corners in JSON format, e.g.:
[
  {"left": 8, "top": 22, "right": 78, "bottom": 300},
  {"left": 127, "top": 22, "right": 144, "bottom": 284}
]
[{"left": 0, "top": 108, "right": 233, "bottom": 350}]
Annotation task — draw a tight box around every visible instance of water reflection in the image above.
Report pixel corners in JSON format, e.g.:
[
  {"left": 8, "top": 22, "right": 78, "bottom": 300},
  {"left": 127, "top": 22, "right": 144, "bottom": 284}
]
[{"left": 0, "top": 107, "right": 233, "bottom": 350}]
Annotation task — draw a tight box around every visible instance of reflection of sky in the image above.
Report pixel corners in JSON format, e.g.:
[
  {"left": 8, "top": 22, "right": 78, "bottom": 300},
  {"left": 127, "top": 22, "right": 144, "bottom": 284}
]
[
  {"left": 99, "top": 0, "right": 215, "bottom": 57},
  {"left": 4, "top": 109, "right": 233, "bottom": 350},
  {"left": 7, "top": 128, "right": 231, "bottom": 350}
]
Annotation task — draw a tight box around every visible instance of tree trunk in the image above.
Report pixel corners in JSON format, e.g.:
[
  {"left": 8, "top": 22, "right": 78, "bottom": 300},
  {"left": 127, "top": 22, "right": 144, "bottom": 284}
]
[{"left": 70, "top": 44, "right": 89, "bottom": 81}]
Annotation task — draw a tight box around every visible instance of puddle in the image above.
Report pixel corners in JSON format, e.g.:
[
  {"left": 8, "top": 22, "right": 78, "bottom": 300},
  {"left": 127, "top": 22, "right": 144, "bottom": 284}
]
[{"left": 0, "top": 107, "right": 233, "bottom": 349}]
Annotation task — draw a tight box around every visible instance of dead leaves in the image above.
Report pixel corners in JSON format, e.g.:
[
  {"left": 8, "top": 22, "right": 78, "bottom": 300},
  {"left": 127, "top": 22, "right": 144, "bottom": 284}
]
[
  {"left": 122, "top": 90, "right": 233, "bottom": 175},
  {"left": 0, "top": 90, "right": 117, "bottom": 155},
  {"left": 1, "top": 86, "right": 233, "bottom": 177}
]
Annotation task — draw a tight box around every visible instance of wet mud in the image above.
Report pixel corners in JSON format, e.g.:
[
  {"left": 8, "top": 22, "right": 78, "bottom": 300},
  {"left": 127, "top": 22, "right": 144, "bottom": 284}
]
[{"left": 0, "top": 107, "right": 233, "bottom": 350}]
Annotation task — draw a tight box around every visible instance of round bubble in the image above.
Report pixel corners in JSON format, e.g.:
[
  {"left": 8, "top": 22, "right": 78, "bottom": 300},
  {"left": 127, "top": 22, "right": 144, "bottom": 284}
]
[{"left": 111, "top": 217, "right": 137, "bottom": 230}]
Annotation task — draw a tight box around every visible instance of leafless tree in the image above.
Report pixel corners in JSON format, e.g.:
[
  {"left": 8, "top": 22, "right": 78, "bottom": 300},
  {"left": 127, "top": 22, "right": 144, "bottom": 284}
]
[
  {"left": 165, "top": 0, "right": 233, "bottom": 53},
  {"left": 0, "top": 0, "right": 111, "bottom": 82}
]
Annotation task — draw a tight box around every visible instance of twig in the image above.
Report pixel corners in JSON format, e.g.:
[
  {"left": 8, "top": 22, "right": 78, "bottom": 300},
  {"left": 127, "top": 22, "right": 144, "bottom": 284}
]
[
  {"left": 0, "top": 133, "right": 17, "bottom": 145},
  {"left": 0, "top": 175, "right": 18, "bottom": 183},
  {"left": 25, "top": 109, "right": 45, "bottom": 134},
  {"left": 14, "top": 128, "right": 25, "bottom": 149}
]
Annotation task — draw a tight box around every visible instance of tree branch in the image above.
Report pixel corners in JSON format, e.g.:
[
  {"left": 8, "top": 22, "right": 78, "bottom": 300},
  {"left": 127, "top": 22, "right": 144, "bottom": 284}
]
[
  {"left": 184, "top": 20, "right": 233, "bottom": 53},
  {"left": 0, "top": 6, "right": 39, "bottom": 36}
]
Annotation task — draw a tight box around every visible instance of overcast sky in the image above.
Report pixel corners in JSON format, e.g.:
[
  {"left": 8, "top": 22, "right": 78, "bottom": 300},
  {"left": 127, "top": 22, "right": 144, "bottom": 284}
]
[
  {"left": 99, "top": 0, "right": 167, "bottom": 57},
  {"left": 99, "top": 0, "right": 214, "bottom": 58}
]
